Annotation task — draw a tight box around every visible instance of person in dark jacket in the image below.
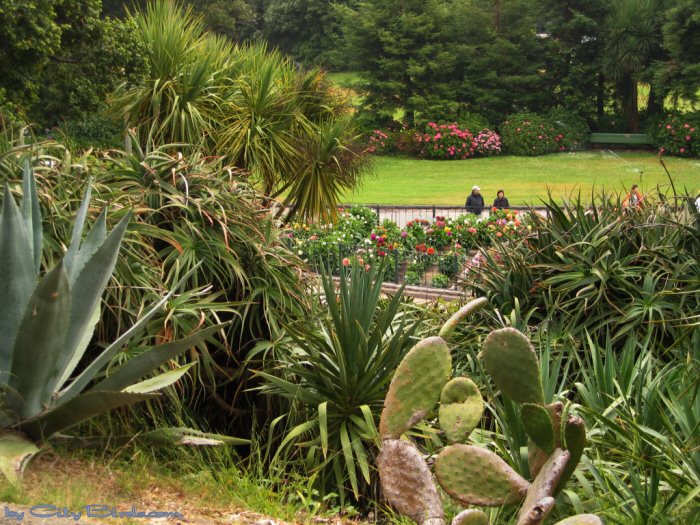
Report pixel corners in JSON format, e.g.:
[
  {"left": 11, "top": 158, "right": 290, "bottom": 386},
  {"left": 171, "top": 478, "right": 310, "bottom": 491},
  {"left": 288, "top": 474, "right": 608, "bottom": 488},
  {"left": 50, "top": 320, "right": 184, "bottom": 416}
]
[
  {"left": 493, "top": 189, "right": 509, "bottom": 209},
  {"left": 465, "top": 185, "right": 485, "bottom": 215}
]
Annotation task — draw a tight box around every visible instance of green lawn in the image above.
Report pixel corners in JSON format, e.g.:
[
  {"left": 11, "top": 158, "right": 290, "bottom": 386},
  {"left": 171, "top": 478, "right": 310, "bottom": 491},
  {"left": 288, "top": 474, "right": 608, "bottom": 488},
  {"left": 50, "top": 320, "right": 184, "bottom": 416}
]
[{"left": 341, "top": 151, "right": 700, "bottom": 206}]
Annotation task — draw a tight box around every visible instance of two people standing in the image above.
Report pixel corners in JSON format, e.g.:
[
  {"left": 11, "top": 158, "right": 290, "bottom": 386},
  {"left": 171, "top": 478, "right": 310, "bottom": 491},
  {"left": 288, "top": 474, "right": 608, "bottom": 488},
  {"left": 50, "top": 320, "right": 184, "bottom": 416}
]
[{"left": 465, "top": 186, "right": 510, "bottom": 215}]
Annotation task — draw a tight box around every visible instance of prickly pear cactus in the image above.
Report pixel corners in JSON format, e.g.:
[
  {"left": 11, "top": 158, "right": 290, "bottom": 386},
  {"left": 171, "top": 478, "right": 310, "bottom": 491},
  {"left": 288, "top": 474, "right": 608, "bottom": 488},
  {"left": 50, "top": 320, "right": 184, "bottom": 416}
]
[{"left": 377, "top": 301, "right": 602, "bottom": 525}]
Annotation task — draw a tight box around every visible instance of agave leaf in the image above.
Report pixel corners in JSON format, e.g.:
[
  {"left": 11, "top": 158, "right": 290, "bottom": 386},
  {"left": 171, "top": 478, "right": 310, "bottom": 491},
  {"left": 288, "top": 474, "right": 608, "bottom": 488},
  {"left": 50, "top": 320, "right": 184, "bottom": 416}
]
[
  {"left": 54, "top": 262, "right": 203, "bottom": 406},
  {"left": 65, "top": 208, "right": 107, "bottom": 285},
  {"left": 91, "top": 323, "right": 226, "bottom": 393},
  {"left": 62, "top": 176, "right": 94, "bottom": 277},
  {"left": 20, "top": 164, "right": 42, "bottom": 277},
  {"left": 59, "top": 427, "right": 250, "bottom": 448},
  {"left": 124, "top": 363, "right": 195, "bottom": 393},
  {"left": 0, "top": 433, "right": 41, "bottom": 483},
  {"left": 47, "top": 211, "right": 132, "bottom": 399},
  {"left": 20, "top": 391, "right": 160, "bottom": 442},
  {"left": 0, "top": 183, "right": 36, "bottom": 385},
  {"left": 7, "top": 261, "right": 71, "bottom": 418}
]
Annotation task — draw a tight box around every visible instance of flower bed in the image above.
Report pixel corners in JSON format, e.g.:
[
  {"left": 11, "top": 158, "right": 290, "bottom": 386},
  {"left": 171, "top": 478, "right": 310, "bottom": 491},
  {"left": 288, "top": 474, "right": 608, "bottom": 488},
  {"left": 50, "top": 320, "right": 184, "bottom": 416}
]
[{"left": 284, "top": 205, "right": 533, "bottom": 287}]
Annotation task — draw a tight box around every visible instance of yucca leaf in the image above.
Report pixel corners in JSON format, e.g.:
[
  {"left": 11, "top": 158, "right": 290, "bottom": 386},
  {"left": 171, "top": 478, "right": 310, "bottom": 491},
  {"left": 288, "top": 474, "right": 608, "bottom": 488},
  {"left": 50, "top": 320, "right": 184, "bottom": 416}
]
[
  {"left": 54, "top": 263, "right": 203, "bottom": 405},
  {"left": 0, "top": 433, "right": 41, "bottom": 484},
  {"left": 340, "top": 421, "right": 358, "bottom": 496},
  {"left": 319, "top": 401, "right": 328, "bottom": 458},
  {"left": 91, "top": 323, "right": 226, "bottom": 393},
  {"left": 349, "top": 427, "right": 371, "bottom": 484},
  {"left": 7, "top": 261, "right": 71, "bottom": 418},
  {"left": 20, "top": 164, "right": 42, "bottom": 277},
  {"left": 20, "top": 391, "right": 160, "bottom": 442},
  {"left": 0, "top": 182, "right": 36, "bottom": 385},
  {"left": 124, "top": 363, "right": 195, "bottom": 393},
  {"left": 48, "top": 211, "right": 132, "bottom": 398}
]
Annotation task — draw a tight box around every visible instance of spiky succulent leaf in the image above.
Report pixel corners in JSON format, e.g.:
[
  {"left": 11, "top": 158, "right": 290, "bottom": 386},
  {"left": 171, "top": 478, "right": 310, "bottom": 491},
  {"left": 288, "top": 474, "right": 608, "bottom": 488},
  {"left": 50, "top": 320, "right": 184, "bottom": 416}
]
[
  {"left": 0, "top": 433, "right": 41, "bottom": 483},
  {"left": 20, "top": 391, "right": 160, "bottom": 442},
  {"left": 61, "top": 428, "right": 251, "bottom": 448},
  {"left": 439, "top": 377, "right": 483, "bottom": 444},
  {"left": 380, "top": 336, "right": 451, "bottom": 439},
  {"left": 20, "top": 163, "right": 42, "bottom": 277},
  {"left": 6, "top": 261, "right": 71, "bottom": 418},
  {"left": 438, "top": 297, "right": 488, "bottom": 340},
  {"left": 55, "top": 263, "right": 203, "bottom": 405},
  {"left": 435, "top": 444, "right": 530, "bottom": 507},
  {"left": 91, "top": 323, "right": 227, "bottom": 393},
  {"left": 63, "top": 178, "right": 94, "bottom": 279},
  {"left": 482, "top": 328, "right": 544, "bottom": 405},
  {"left": 378, "top": 439, "right": 444, "bottom": 525},
  {"left": 0, "top": 182, "right": 35, "bottom": 386},
  {"left": 48, "top": 211, "right": 132, "bottom": 399},
  {"left": 124, "top": 363, "right": 195, "bottom": 393}
]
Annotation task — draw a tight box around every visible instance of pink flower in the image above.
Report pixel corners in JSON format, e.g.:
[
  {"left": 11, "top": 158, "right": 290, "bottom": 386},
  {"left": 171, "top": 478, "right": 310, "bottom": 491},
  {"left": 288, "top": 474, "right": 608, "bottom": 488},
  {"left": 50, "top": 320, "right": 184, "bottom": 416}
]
[
  {"left": 684, "top": 124, "right": 689, "bottom": 128},
  {"left": 342, "top": 258, "right": 350, "bottom": 266},
  {"left": 687, "top": 136, "right": 691, "bottom": 140},
  {"left": 680, "top": 148, "right": 685, "bottom": 152},
  {"left": 667, "top": 125, "right": 672, "bottom": 129},
  {"left": 468, "top": 227, "right": 477, "bottom": 233},
  {"left": 365, "top": 264, "right": 371, "bottom": 271}
]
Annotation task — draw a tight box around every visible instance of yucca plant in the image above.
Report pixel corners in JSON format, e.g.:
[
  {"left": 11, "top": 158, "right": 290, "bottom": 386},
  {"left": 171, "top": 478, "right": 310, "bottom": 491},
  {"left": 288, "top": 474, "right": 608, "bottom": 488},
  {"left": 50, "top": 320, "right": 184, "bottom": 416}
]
[
  {"left": 0, "top": 164, "right": 246, "bottom": 482},
  {"left": 255, "top": 262, "right": 422, "bottom": 506}
]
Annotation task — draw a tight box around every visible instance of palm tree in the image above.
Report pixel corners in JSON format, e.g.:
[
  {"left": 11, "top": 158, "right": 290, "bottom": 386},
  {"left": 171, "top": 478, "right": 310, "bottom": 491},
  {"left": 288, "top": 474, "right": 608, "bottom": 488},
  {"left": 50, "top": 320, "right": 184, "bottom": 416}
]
[{"left": 603, "top": 0, "right": 664, "bottom": 133}]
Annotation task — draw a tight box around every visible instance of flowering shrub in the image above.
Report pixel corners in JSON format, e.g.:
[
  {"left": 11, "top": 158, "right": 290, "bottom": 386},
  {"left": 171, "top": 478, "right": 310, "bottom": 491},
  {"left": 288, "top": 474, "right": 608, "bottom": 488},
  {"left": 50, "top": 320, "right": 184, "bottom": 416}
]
[
  {"left": 418, "top": 122, "right": 501, "bottom": 160},
  {"left": 366, "top": 120, "right": 421, "bottom": 156},
  {"left": 500, "top": 111, "right": 587, "bottom": 156},
  {"left": 647, "top": 112, "right": 700, "bottom": 157}
]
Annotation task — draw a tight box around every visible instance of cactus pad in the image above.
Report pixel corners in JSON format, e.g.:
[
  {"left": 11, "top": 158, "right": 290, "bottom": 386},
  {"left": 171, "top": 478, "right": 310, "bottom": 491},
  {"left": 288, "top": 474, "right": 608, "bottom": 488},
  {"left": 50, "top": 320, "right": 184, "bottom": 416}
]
[
  {"left": 439, "top": 297, "right": 488, "bottom": 340},
  {"left": 529, "top": 402, "right": 563, "bottom": 478},
  {"left": 554, "top": 416, "right": 586, "bottom": 495},
  {"left": 451, "top": 509, "right": 490, "bottom": 525},
  {"left": 435, "top": 444, "right": 530, "bottom": 507},
  {"left": 516, "top": 496, "right": 555, "bottom": 525},
  {"left": 517, "top": 449, "right": 569, "bottom": 524},
  {"left": 378, "top": 439, "right": 445, "bottom": 525},
  {"left": 521, "top": 403, "right": 554, "bottom": 454},
  {"left": 380, "top": 337, "right": 451, "bottom": 439},
  {"left": 552, "top": 516, "right": 603, "bottom": 525},
  {"left": 439, "top": 377, "right": 484, "bottom": 444},
  {"left": 482, "top": 328, "right": 544, "bottom": 405}
]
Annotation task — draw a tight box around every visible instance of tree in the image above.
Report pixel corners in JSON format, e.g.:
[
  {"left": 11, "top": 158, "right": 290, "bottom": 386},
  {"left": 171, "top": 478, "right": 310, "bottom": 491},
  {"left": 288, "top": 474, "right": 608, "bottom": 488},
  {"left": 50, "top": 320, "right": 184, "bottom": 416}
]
[
  {"left": 0, "top": 0, "right": 147, "bottom": 128},
  {"left": 603, "top": 0, "right": 665, "bottom": 132},
  {"left": 342, "top": 0, "right": 461, "bottom": 127}
]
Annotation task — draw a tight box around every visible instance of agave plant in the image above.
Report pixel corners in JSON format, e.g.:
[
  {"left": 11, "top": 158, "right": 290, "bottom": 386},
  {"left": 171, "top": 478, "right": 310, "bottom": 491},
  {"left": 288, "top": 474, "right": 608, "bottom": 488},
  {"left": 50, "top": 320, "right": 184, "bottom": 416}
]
[{"left": 0, "top": 164, "right": 246, "bottom": 482}]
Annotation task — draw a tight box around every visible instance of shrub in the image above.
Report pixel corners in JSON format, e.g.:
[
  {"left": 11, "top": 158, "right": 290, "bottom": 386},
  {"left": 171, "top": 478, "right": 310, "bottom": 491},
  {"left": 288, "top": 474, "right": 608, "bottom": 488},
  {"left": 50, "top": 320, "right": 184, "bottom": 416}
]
[
  {"left": 55, "top": 116, "right": 124, "bottom": 152},
  {"left": 646, "top": 112, "right": 700, "bottom": 157},
  {"left": 500, "top": 111, "right": 587, "bottom": 156},
  {"left": 418, "top": 122, "right": 501, "bottom": 160},
  {"left": 405, "top": 270, "right": 422, "bottom": 286},
  {"left": 430, "top": 273, "right": 450, "bottom": 288}
]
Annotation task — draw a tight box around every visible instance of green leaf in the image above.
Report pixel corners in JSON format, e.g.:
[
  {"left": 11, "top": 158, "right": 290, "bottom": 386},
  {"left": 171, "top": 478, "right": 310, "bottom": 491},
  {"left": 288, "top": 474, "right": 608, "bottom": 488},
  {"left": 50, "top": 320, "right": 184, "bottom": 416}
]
[
  {"left": 124, "top": 363, "right": 195, "bottom": 393},
  {"left": 0, "top": 182, "right": 36, "bottom": 385},
  {"left": 0, "top": 433, "right": 41, "bottom": 483},
  {"left": 61, "top": 427, "right": 250, "bottom": 448},
  {"left": 47, "top": 211, "right": 132, "bottom": 399},
  {"left": 20, "top": 163, "right": 42, "bottom": 277},
  {"left": 7, "top": 262, "right": 71, "bottom": 418},
  {"left": 92, "top": 323, "right": 226, "bottom": 393},
  {"left": 20, "top": 391, "right": 160, "bottom": 442},
  {"left": 340, "top": 421, "right": 358, "bottom": 496},
  {"left": 63, "top": 177, "right": 94, "bottom": 279},
  {"left": 319, "top": 401, "right": 328, "bottom": 458},
  {"left": 55, "top": 263, "right": 203, "bottom": 405}
]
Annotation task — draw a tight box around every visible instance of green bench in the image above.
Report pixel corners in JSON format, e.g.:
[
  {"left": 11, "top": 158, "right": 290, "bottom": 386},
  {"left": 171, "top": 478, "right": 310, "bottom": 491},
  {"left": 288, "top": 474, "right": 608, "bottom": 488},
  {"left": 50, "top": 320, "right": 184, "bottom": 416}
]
[{"left": 589, "top": 132, "right": 651, "bottom": 145}]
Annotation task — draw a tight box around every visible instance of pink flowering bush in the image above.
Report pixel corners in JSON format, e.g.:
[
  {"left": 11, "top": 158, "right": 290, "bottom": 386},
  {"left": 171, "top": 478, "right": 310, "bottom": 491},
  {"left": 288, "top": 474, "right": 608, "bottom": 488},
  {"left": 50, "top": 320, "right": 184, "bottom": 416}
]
[
  {"left": 499, "top": 111, "right": 588, "bottom": 156},
  {"left": 647, "top": 113, "right": 700, "bottom": 157},
  {"left": 418, "top": 122, "right": 501, "bottom": 160}
]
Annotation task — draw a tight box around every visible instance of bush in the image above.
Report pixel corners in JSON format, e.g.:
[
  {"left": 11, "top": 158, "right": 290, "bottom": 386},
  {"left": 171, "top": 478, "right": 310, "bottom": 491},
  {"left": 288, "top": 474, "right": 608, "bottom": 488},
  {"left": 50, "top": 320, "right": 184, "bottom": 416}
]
[
  {"left": 646, "top": 112, "right": 700, "bottom": 157},
  {"left": 430, "top": 273, "right": 450, "bottom": 288},
  {"left": 55, "top": 116, "right": 124, "bottom": 152},
  {"left": 418, "top": 122, "right": 501, "bottom": 160},
  {"left": 499, "top": 111, "right": 588, "bottom": 156}
]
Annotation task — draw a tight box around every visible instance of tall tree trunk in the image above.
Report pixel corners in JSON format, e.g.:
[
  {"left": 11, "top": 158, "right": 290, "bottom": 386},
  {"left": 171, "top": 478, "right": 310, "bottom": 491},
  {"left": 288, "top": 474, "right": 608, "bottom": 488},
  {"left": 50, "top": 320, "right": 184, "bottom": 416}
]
[{"left": 646, "top": 85, "right": 663, "bottom": 119}]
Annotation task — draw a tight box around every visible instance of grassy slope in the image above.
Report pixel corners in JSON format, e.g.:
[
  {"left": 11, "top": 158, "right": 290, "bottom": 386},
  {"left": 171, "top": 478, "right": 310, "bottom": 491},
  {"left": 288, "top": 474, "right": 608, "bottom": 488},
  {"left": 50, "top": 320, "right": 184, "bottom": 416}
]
[{"left": 341, "top": 151, "right": 700, "bottom": 206}]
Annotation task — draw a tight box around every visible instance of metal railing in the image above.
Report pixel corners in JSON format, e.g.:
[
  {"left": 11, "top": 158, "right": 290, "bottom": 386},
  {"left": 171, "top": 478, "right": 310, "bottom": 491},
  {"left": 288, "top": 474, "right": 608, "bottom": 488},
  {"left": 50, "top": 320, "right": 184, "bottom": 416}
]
[{"left": 337, "top": 204, "right": 548, "bottom": 225}]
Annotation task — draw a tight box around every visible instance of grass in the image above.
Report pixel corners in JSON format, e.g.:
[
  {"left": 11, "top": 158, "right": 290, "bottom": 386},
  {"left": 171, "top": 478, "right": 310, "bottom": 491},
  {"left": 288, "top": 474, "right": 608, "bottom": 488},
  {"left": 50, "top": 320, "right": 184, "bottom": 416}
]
[
  {"left": 340, "top": 151, "right": 700, "bottom": 206},
  {"left": 0, "top": 445, "right": 313, "bottom": 525}
]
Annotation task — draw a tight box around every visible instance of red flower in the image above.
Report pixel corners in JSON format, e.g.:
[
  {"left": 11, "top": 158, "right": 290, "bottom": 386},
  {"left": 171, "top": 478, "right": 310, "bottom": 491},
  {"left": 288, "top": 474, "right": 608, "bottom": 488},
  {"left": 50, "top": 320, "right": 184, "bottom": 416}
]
[{"left": 427, "top": 247, "right": 435, "bottom": 255}]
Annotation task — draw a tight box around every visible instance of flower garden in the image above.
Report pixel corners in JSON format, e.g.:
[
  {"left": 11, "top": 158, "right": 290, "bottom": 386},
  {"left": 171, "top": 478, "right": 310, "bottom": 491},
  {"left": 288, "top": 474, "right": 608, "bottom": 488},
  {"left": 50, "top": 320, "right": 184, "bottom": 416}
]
[{"left": 286, "top": 205, "right": 534, "bottom": 288}]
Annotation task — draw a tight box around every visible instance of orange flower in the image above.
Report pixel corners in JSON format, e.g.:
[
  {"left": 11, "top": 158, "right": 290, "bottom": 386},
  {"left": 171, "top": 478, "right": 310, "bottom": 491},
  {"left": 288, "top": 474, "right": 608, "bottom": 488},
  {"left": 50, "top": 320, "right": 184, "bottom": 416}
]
[{"left": 427, "top": 247, "right": 435, "bottom": 255}]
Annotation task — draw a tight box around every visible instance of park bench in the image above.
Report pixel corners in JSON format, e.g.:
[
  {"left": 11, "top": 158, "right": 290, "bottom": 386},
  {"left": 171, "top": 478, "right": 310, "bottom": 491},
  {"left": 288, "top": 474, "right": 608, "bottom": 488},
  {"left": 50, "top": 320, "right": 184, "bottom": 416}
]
[{"left": 589, "top": 132, "right": 651, "bottom": 145}]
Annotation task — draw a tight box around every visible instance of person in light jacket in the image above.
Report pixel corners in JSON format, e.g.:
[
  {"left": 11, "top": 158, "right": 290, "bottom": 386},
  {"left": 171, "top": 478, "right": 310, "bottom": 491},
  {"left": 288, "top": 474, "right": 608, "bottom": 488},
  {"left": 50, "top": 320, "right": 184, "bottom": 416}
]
[
  {"left": 492, "top": 189, "right": 509, "bottom": 210},
  {"left": 465, "top": 185, "right": 484, "bottom": 215}
]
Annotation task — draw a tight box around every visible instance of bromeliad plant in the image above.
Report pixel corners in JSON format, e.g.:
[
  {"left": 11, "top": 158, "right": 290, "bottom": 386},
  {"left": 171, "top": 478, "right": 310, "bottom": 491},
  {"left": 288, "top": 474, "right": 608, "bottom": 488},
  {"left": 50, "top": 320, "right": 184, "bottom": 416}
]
[
  {"left": 377, "top": 297, "right": 602, "bottom": 525},
  {"left": 0, "top": 164, "right": 245, "bottom": 482}
]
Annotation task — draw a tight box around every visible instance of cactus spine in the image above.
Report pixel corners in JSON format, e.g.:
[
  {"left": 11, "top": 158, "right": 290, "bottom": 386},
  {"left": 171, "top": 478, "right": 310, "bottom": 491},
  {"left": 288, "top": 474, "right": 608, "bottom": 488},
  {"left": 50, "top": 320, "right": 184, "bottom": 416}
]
[{"left": 378, "top": 300, "right": 602, "bottom": 525}]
